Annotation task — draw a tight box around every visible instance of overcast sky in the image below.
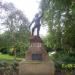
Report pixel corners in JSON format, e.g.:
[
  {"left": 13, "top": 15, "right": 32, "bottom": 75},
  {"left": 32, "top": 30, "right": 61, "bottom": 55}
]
[
  {"left": 3, "top": 0, "right": 41, "bottom": 21},
  {"left": 2, "top": 0, "right": 48, "bottom": 36}
]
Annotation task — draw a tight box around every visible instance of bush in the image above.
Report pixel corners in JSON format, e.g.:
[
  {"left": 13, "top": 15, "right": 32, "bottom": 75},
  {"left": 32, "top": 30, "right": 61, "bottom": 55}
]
[
  {"left": 44, "top": 45, "right": 54, "bottom": 53},
  {"left": 11, "top": 61, "right": 19, "bottom": 70},
  {"left": 0, "top": 60, "right": 19, "bottom": 75},
  {"left": 0, "top": 60, "right": 8, "bottom": 67},
  {"left": 0, "top": 48, "right": 8, "bottom": 54}
]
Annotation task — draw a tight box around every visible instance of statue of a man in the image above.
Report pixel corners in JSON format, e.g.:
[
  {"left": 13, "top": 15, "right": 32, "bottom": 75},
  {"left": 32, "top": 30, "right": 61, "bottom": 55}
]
[{"left": 29, "top": 12, "right": 43, "bottom": 36}]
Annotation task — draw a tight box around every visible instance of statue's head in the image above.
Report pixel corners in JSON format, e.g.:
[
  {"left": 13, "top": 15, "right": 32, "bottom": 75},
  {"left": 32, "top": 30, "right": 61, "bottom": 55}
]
[{"left": 35, "top": 13, "right": 39, "bottom": 17}]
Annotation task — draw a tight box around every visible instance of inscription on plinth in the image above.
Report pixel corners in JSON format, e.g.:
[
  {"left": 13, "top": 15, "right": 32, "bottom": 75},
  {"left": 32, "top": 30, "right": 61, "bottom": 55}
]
[{"left": 32, "top": 54, "right": 42, "bottom": 60}]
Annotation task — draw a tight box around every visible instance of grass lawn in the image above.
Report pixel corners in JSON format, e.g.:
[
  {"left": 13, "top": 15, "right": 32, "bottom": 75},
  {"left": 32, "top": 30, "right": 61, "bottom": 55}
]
[{"left": 0, "top": 53, "right": 23, "bottom": 61}]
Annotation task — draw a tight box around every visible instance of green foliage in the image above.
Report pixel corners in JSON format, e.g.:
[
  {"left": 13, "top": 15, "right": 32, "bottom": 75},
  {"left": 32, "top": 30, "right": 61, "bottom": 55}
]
[
  {"left": 0, "top": 60, "right": 19, "bottom": 75},
  {"left": 40, "top": 0, "right": 75, "bottom": 51},
  {"left": 0, "top": 48, "right": 8, "bottom": 54},
  {"left": 40, "top": 0, "right": 75, "bottom": 70},
  {"left": 11, "top": 61, "right": 19, "bottom": 70},
  {"left": 53, "top": 51, "right": 75, "bottom": 64},
  {"left": 63, "top": 14, "right": 75, "bottom": 49},
  {"left": 0, "top": 2, "right": 30, "bottom": 57},
  {"left": 49, "top": 50, "right": 75, "bottom": 70},
  {"left": 0, "top": 60, "right": 8, "bottom": 67}
]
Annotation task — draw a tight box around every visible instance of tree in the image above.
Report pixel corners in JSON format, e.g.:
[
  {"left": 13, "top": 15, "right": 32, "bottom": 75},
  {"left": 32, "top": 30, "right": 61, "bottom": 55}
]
[
  {"left": 0, "top": 1, "right": 30, "bottom": 57},
  {"left": 40, "top": 0, "right": 74, "bottom": 50},
  {"left": 3, "top": 10, "right": 30, "bottom": 57},
  {"left": 40, "top": 0, "right": 75, "bottom": 69},
  {"left": 0, "top": 1, "right": 16, "bottom": 32}
]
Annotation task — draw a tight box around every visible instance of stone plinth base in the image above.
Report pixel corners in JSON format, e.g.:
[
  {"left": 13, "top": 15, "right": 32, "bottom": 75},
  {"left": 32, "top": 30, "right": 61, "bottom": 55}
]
[
  {"left": 19, "top": 36, "right": 55, "bottom": 75},
  {"left": 19, "top": 60, "right": 55, "bottom": 75}
]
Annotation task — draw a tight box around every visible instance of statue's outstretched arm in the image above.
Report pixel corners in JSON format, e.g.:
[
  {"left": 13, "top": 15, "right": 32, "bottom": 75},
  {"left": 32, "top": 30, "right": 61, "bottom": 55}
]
[{"left": 39, "top": 12, "right": 43, "bottom": 19}]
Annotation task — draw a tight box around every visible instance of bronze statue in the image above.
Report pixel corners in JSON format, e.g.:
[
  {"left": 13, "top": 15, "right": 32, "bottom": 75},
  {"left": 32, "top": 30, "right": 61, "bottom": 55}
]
[{"left": 29, "top": 12, "right": 43, "bottom": 36}]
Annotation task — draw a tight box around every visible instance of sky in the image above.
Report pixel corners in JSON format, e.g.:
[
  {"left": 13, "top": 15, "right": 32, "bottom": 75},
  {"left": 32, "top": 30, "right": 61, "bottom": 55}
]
[
  {"left": 3, "top": 0, "right": 41, "bottom": 21},
  {"left": 2, "top": 0, "right": 48, "bottom": 36}
]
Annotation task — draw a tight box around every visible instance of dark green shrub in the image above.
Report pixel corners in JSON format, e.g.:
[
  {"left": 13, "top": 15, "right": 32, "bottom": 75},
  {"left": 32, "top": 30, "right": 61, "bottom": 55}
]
[
  {"left": 0, "top": 60, "right": 8, "bottom": 67},
  {"left": 11, "top": 61, "right": 19, "bottom": 71},
  {"left": 0, "top": 48, "right": 8, "bottom": 54}
]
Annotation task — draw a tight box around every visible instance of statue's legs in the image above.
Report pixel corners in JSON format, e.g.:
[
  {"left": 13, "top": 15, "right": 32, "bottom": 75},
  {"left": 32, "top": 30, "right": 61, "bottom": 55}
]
[
  {"left": 32, "top": 26, "right": 36, "bottom": 36},
  {"left": 37, "top": 25, "right": 40, "bottom": 36},
  {"left": 32, "top": 25, "right": 40, "bottom": 36}
]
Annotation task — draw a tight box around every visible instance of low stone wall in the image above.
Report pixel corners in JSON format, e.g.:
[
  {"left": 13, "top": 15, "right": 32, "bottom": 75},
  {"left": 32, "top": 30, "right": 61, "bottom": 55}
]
[{"left": 19, "top": 60, "right": 55, "bottom": 75}]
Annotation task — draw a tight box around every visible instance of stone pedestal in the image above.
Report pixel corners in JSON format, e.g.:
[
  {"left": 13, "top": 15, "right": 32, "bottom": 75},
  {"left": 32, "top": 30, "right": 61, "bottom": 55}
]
[{"left": 19, "top": 36, "right": 55, "bottom": 75}]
